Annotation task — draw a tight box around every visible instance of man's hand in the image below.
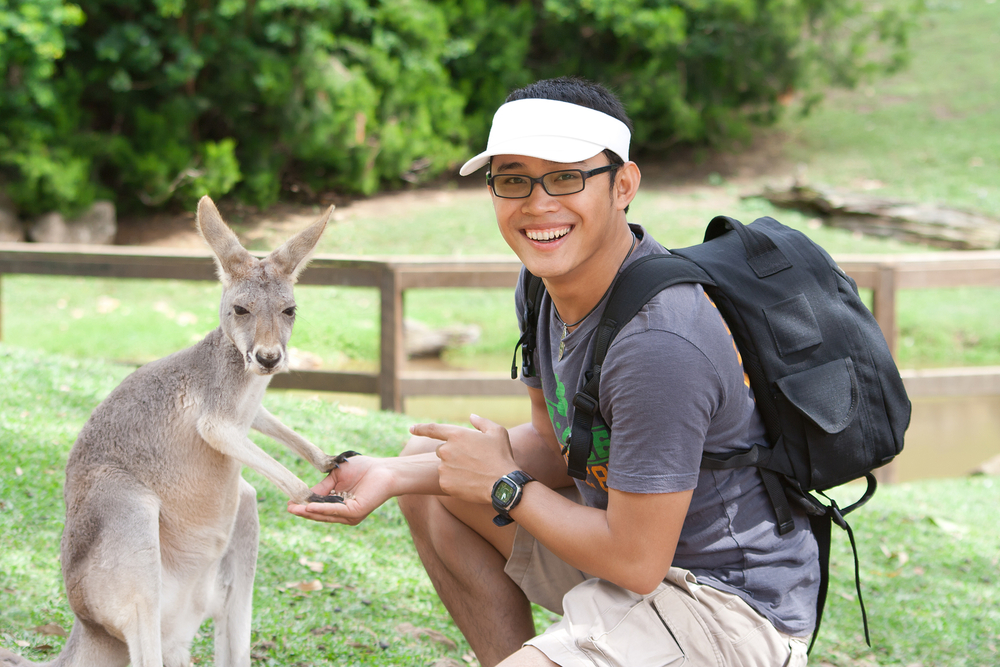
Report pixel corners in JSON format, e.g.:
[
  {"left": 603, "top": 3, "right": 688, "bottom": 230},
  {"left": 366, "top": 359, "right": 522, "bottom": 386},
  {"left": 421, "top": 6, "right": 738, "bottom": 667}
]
[
  {"left": 410, "top": 414, "right": 518, "bottom": 505},
  {"left": 287, "top": 454, "right": 393, "bottom": 525}
]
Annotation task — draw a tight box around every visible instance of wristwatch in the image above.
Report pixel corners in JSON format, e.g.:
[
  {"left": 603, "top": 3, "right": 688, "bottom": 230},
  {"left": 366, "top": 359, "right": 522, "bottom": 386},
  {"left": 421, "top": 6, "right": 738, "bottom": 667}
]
[{"left": 491, "top": 470, "right": 535, "bottom": 527}]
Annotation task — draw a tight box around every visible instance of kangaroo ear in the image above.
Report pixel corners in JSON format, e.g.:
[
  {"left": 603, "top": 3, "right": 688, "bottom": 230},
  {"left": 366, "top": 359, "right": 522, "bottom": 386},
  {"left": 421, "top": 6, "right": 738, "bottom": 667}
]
[
  {"left": 197, "top": 196, "right": 254, "bottom": 286},
  {"left": 267, "top": 205, "right": 332, "bottom": 282}
]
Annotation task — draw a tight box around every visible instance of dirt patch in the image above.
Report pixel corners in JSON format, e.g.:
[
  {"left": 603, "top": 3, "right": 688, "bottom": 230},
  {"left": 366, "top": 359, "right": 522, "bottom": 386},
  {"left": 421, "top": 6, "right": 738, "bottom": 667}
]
[
  {"left": 638, "top": 128, "right": 796, "bottom": 190},
  {"left": 114, "top": 129, "right": 798, "bottom": 249}
]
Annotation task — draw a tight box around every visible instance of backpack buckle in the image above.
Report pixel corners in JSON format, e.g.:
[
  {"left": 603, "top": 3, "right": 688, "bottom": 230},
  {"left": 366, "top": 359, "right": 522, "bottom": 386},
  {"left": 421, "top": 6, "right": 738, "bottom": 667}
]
[{"left": 572, "top": 391, "right": 598, "bottom": 415}]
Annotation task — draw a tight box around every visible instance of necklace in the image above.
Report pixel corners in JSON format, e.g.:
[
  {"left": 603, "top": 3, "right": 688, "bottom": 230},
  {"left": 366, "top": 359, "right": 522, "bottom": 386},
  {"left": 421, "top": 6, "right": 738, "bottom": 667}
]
[{"left": 554, "top": 231, "right": 638, "bottom": 360}]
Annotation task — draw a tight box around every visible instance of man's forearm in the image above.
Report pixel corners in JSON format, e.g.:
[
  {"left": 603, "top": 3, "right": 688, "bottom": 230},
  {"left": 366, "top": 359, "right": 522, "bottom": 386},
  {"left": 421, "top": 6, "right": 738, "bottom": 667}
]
[
  {"left": 507, "top": 422, "right": 574, "bottom": 489},
  {"left": 384, "top": 451, "right": 446, "bottom": 497}
]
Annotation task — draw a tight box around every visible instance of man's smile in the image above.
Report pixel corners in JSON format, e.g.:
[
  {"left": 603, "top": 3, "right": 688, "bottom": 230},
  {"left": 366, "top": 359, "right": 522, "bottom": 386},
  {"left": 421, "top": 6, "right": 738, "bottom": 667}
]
[{"left": 524, "top": 226, "right": 572, "bottom": 242}]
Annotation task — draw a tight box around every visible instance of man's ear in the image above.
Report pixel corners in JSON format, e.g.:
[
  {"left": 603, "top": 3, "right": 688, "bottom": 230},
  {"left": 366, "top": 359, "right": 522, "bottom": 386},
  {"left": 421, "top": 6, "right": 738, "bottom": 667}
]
[{"left": 614, "top": 161, "right": 642, "bottom": 212}]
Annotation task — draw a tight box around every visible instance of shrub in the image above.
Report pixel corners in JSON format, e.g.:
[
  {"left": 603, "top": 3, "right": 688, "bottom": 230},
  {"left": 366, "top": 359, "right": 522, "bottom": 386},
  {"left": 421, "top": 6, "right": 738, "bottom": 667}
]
[
  {"left": 0, "top": 0, "right": 920, "bottom": 217},
  {"left": 0, "top": 0, "right": 92, "bottom": 216},
  {"left": 447, "top": 0, "right": 922, "bottom": 151}
]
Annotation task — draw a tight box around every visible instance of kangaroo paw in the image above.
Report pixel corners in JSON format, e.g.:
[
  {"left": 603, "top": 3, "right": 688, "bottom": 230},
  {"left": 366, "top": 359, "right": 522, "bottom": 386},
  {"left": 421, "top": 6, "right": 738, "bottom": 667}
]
[
  {"left": 333, "top": 450, "right": 361, "bottom": 464},
  {"left": 323, "top": 450, "right": 361, "bottom": 472},
  {"left": 308, "top": 493, "right": 346, "bottom": 504}
]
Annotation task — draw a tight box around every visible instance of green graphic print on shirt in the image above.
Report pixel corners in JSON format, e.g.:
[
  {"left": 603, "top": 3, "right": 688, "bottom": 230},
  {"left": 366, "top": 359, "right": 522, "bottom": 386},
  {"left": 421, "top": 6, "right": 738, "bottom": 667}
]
[{"left": 546, "top": 371, "right": 611, "bottom": 492}]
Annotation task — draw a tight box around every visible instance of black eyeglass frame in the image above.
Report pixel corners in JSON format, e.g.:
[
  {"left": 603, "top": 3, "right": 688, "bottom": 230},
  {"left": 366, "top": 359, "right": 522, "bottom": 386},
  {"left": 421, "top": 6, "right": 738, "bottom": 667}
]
[{"left": 486, "top": 164, "right": 620, "bottom": 199}]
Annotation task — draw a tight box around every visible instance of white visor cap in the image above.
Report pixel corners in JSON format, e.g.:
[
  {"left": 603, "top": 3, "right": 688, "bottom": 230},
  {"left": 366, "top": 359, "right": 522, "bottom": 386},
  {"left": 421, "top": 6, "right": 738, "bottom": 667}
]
[{"left": 459, "top": 98, "right": 631, "bottom": 176}]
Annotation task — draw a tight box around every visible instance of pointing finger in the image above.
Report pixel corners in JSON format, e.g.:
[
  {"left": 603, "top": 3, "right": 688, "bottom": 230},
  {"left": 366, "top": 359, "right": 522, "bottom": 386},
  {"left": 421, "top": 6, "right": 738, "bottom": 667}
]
[{"left": 409, "top": 422, "right": 469, "bottom": 441}]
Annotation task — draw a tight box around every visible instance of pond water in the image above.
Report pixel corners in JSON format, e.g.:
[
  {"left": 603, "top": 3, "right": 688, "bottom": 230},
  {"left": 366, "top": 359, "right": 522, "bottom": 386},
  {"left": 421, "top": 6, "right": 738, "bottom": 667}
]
[
  {"left": 308, "top": 390, "right": 1000, "bottom": 484},
  {"left": 895, "top": 394, "right": 1000, "bottom": 482}
]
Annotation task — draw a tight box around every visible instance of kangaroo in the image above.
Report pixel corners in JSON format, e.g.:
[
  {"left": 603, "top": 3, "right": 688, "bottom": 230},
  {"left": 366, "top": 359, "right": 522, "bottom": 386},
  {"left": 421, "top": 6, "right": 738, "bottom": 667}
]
[{"left": 0, "top": 196, "right": 353, "bottom": 667}]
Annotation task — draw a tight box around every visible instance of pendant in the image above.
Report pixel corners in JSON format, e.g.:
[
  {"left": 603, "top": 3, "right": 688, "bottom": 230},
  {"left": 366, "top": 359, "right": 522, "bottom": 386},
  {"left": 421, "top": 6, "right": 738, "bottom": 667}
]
[{"left": 558, "top": 323, "right": 567, "bottom": 360}]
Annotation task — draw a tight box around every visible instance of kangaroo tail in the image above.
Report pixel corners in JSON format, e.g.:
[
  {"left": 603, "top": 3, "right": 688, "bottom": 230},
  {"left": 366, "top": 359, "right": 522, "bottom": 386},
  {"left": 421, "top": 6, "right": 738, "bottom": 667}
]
[{"left": 0, "top": 646, "right": 47, "bottom": 667}]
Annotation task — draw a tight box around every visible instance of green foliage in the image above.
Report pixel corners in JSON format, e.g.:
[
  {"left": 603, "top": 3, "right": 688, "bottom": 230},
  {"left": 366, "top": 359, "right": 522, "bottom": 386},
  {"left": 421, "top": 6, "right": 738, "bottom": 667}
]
[
  {"left": 0, "top": 0, "right": 921, "bottom": 216},
  {"left": 0, "top": 0, "right": 470, "bottom": 215},
  {"left": 443, "top": 0, "right": 923, "bottom": 151},
  {"left": 0, "top": 0, "right": 92, "bottom": 216}
]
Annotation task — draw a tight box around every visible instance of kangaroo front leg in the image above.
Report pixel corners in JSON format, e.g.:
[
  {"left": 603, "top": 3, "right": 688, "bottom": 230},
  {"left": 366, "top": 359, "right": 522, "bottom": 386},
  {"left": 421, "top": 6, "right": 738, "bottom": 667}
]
[
  {"left": 197, "top": 416, "right": 323, "bottom": 505},
  {"left": 251, "top": 406, "right": 358, "bottom": 473}
]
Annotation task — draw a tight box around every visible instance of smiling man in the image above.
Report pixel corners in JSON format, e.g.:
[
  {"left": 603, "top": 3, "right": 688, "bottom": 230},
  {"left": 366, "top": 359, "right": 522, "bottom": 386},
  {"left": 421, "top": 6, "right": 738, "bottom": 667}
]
[{"left": 289, "top": 77, "right": 819, "bottom": 667}]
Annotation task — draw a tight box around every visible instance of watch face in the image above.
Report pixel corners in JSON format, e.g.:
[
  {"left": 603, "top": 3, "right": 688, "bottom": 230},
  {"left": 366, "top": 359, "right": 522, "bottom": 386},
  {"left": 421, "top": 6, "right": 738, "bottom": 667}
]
[{"left": 494, "top": 480, "right": 516, "bottom": 506}]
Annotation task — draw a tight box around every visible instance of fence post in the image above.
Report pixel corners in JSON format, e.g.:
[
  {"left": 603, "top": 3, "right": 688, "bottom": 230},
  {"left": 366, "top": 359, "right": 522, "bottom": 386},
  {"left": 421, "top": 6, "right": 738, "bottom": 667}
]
[
  {"left": 872, "top": 262, "right": 900, "bottom": 483},
  {"left": 379, "top": 265, "right": 404, "bottom": 412},
  {"left": 873, "top": 263, "right": 898, "bottom": 357}
]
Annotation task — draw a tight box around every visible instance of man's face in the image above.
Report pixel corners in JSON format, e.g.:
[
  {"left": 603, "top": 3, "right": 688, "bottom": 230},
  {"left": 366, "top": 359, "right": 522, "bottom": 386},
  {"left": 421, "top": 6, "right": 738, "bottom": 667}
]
[{"left": 489, "top": 153, "right": 625, "bottom": 285}]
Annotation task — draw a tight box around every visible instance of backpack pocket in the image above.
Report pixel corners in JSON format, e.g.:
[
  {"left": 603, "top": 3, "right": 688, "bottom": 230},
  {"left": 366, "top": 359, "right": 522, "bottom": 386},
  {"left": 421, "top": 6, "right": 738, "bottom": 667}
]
[
  {"left": 763, "top": 293, "right": 823, "bottom": 358},
  {"left": 776, "top": 358, "right": 859, "bottom": 435}
]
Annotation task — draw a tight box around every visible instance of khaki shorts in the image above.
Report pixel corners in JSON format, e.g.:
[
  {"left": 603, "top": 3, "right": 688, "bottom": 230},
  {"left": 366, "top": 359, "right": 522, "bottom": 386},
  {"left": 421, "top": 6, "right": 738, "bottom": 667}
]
[{"left": 503, "top": 489, "right": 809, "bottom": 667}]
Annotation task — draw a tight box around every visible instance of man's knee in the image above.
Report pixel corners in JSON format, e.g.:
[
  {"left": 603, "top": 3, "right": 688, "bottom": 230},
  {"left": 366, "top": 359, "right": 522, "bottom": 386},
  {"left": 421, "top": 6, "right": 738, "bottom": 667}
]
[{"left": 397, "top": 487, "right": 434, "bottom": 528}]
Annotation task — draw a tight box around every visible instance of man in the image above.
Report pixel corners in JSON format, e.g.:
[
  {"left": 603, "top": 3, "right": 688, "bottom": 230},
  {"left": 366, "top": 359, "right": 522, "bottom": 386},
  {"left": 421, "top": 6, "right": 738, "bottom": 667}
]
[{"left": 289, "top": 77, "right": 819, "bottom": 666}]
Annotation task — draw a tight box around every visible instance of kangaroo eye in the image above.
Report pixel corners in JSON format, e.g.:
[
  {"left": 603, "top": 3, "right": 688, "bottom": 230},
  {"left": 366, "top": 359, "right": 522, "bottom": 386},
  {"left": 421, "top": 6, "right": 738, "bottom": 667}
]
[
  {"left": 233, "top": 305, "right": 249, "bottom": 315},
  {"left": 283, "top": 307, "right": 297, "bottom": 317}
]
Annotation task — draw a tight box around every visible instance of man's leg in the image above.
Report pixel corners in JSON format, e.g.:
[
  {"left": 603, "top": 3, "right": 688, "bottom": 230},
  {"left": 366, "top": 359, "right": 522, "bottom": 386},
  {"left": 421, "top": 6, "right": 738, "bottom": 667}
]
[
  {"left": 397, "top": 436, "right": 535, "bottom": 667},
  {"left": 496, "top": 647, "right": 560, "bottom": 666}
]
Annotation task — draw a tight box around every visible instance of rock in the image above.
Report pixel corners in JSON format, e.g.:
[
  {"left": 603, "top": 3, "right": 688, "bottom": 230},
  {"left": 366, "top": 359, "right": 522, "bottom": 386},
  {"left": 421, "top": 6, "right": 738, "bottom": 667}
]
[
  {"left": 404, "top": 319, "right": 481, "bottom": 359},
  {"left": 0, "top": 191, "right": 24, "bottom": 242},
  {"left": 28, "top": 200, "right": 117, "bottom": 245},
  {"left": 748, "top": 183, "right": 1000, "bottom": 250},
  {"left": 971, "top": 453, "right": 1000, "bottom": 476},
  {"left": 288, "top": 347, "right": 324, "bottom": 370}
]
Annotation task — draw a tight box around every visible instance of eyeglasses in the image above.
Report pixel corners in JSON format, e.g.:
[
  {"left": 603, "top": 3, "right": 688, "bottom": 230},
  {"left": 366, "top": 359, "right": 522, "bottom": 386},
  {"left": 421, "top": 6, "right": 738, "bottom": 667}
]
[{"left": 487, "top": 165, "right": 619, "bottom": 199}]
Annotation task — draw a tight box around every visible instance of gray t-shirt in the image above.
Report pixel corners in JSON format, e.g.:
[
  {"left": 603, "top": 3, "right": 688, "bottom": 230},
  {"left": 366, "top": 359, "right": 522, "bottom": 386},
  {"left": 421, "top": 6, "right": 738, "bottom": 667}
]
[{"left": 516, "top": 225, "right": 819, "bottom": 636}]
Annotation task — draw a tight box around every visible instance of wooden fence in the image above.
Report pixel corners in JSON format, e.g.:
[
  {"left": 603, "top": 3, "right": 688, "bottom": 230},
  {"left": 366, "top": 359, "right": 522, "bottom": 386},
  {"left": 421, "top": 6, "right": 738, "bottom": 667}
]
[{"left": 1, "top": 242, "right": 999, "bottom": 411}]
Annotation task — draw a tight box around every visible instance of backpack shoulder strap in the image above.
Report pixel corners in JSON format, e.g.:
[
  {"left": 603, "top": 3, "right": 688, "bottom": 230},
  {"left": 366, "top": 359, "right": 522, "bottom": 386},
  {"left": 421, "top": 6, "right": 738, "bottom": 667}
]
[
  {"left": 566, "top": 254, "right": 715, "bottom": 478},
  {"left": 511, "top": 269, "right": 546, "bottom": 379}
]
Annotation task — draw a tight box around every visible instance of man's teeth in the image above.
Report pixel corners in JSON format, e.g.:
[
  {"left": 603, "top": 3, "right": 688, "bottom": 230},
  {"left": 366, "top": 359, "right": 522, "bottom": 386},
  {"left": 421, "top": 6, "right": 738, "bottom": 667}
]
[{"left": 526, "top": 227, "right": 570, "bottom": 241}]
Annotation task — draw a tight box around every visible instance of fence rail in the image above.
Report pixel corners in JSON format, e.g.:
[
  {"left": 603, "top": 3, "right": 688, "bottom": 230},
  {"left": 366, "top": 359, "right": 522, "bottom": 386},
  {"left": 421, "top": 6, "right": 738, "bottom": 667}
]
[{"left": 2, "top": 242, "right": 999, "bottom": 411}]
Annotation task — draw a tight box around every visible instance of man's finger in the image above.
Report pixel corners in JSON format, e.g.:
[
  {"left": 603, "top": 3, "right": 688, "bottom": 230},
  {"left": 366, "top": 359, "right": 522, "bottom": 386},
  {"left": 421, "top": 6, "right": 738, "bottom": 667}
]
[
  {"left": 310, "top": 473, "right": 338, "bottom": 495},
  {"left": 288, "top": 501, "right": 353, "bottom": 524},
  {"left": 410, "top": 422, "right": 469, "bottom": 441},
  {"left": 468, "top": 413, "right": 500, "bottom": 433}
]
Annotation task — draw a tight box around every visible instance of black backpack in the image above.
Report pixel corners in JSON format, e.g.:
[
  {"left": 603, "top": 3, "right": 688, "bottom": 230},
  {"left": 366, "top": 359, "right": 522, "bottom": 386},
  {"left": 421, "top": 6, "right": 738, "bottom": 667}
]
[{"left": 514, "top": 215, "right": 911, "bottom": 651}]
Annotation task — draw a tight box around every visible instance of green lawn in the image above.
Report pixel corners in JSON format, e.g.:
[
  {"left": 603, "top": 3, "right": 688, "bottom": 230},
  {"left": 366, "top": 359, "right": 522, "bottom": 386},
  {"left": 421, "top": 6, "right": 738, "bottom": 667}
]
[{"left": 1, "top": 345, "right": 998, "bottom": 666}]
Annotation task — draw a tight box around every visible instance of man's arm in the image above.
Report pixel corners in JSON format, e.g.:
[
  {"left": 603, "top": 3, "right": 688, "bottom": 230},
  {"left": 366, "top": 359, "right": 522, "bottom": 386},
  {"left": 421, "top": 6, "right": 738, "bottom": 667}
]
[
  {"left": 287, "top": 387, "right": 567, "bottom": 524},
  {"left": 421, "top": 390, "right": 692, "bottom": 595},
  {"left": 506, "top": 386, "right": 575, "bottom": 489},
  {"left": 510, "top": 482, "right": 691, "bottom": 594}
]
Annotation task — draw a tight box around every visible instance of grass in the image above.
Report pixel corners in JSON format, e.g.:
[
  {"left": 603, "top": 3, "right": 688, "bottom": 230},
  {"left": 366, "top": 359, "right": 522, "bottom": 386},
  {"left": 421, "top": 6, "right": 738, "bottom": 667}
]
[
  {"left": 779, "top": 0, "right": 1000, "bottom": 215},
  {"left": 3, "top": 193, "right": 998, "bottom": 373},
  {"left": 0, "top": 345, "right": 470, "bottom": 666},
  {"left": 1, "top": 345, "right": 998, "bottom": 666}
]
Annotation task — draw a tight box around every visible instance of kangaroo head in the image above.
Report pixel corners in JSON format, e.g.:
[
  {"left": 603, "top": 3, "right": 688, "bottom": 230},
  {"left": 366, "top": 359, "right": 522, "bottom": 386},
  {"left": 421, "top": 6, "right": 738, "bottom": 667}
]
[{"left": 196, "top": 196, "right": 330, "bottom": 376}]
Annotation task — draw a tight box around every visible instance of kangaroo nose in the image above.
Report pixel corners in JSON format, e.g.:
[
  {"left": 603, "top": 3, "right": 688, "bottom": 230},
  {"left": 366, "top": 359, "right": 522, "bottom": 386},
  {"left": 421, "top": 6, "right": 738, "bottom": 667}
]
[{"left": 256, "top": 350, "right": 281, "bottom": 369}]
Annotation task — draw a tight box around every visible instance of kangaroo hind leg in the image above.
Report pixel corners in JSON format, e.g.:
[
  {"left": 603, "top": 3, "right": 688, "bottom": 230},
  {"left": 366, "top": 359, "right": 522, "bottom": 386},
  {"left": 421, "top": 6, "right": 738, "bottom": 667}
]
[
  {"left": 61, "top": 487, "right": 163, "bottom": 667},
  {"left": 210, "top": 479, "right": 259, "bottom": 667}
]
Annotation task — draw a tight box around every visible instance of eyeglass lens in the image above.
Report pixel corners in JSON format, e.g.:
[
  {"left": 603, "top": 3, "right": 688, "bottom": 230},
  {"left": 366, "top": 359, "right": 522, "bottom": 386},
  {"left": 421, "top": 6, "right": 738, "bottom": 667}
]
[
  {"left": 489, "top": 165, "right": 617, "bottom": 199},
  {"left": 491, "top": 170, "right": 584, "bottom": 198}
]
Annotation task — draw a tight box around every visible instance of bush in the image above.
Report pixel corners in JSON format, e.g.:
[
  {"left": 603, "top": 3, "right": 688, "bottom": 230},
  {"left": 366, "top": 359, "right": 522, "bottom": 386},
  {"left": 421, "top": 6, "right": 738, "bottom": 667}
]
[
  {"left": 0, "top": 0, "right": 92, "bottom": 216},
  {"left": 0, "top": 0, "right": 920, "bottom": 218},
  {"left": 448, "top": 0, "right": 922, "bottom": 151}
]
